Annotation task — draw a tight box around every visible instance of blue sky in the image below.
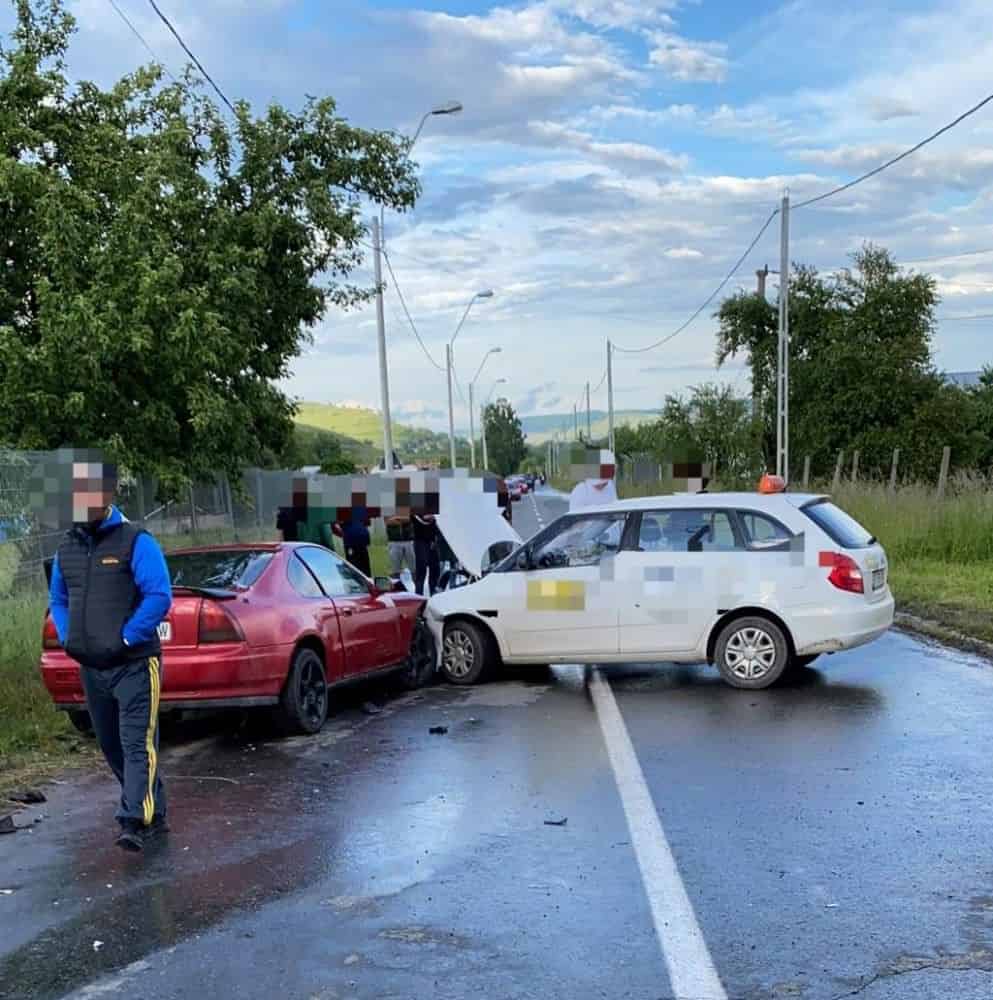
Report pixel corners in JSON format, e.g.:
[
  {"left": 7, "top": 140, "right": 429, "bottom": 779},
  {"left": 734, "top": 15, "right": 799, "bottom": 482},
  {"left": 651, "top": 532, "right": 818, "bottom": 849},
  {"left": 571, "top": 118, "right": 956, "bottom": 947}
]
[{"left": 6, "top": 0, "right": 993, "bottom": 431}]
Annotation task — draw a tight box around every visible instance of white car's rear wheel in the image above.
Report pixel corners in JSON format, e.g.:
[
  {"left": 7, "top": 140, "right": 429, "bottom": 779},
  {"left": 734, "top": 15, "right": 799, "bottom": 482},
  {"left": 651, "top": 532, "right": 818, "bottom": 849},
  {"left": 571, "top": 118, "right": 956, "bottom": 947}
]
[
  {"left": 714, "top": 616, "right": 790, "bottom": 690},
  {"left": 441, "top": 620, "right": 492, "bottom": 685}
]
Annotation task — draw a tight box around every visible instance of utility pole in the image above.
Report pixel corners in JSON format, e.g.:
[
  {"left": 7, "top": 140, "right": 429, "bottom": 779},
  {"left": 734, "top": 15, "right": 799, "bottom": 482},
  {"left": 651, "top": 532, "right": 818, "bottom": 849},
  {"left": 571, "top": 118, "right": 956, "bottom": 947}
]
[
  {"left": 574, "top": 404, "right": 578, "bottom": 440},
  {"left": 776, "top": 193, "right": 790, "bottom": 481},
  {"left": 585, "top": 381, "right": 591, "bottom": 441},
  {"left": 468, "top": 382, "right": 476, "bottom": 468},
  {"left": 606, "top": 339, "right": 615, "bottom": 454},
  {"left": 372, "top": 216, "right": 394, "bottom": 472},
  {"left": 756, "top": 265, "right": 769, "bottom": 299},
  {"left": 481, "top": 403, "right": 488, "bottom": 471},
  {"left": 446, "top": 343, "right": 456, "bottom": 469}
]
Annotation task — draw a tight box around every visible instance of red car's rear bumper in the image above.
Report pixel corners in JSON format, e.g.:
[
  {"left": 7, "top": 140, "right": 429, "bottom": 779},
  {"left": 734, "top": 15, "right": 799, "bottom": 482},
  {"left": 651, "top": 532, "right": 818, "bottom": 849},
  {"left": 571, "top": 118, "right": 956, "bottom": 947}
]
[{"left": 40, "top": 643, "right": 292, "bottom": 708}]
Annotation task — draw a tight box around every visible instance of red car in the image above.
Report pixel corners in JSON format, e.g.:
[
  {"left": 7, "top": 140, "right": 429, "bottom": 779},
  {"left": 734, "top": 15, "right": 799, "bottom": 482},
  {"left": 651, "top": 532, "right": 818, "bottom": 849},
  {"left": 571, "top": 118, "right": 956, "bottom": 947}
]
[{"left": 40, "top": 542, "right": 435, "bottom": 735}]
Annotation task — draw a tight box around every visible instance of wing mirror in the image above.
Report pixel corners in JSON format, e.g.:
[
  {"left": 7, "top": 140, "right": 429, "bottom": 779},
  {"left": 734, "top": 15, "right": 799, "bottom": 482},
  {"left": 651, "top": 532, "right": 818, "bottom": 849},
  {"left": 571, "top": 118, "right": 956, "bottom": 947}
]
[
  {"left": 515, "top": 549, "right": 533, "bottom": 571},
  {"left": 373, "top": 575, "right": 395, "bottom": 594}
]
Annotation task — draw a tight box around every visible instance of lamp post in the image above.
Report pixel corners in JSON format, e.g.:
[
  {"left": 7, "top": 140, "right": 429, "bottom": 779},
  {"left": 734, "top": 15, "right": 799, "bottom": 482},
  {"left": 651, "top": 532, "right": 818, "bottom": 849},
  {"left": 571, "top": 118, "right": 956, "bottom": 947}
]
[
  {"left": 469, "top": 348, "right": 501, "bottom": 468},
  {"left": 481, "top": 378, "right": 507, "bottom": 472},
  {"left": 447, "top": 290, "right": 494, "bottom": 468},
  {"left": 375, "top": 101, "right": 463, "bottom": 472}
]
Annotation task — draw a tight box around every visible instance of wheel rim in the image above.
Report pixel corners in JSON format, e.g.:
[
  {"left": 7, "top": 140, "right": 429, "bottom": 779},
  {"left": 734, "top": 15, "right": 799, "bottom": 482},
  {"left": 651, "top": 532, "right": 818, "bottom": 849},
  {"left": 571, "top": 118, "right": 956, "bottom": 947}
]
[
  {"left": 724, "top": 626, "right": 777, "bottom": 681},
  {"left": 299, "top": 658, "right": 327, "bottom": 726},
  {"left": 443, "top": 629, "right": 475, "bottom": 678},
  {"left": 405, "top": 622, "right": 434, "bottom": 682}
]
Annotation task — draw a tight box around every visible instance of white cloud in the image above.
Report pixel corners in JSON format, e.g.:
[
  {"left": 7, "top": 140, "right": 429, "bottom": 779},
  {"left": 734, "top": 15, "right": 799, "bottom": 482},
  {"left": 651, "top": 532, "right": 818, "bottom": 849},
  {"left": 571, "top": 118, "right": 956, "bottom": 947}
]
[
  {"left": 527, "top": 120, "right": 688, "bottom": 171},
  {"left": 664, "top": 248, "right": 704, "bottom": 259},
  {"left": 647, "top": 31, "right": 728, "bottom": 83}
]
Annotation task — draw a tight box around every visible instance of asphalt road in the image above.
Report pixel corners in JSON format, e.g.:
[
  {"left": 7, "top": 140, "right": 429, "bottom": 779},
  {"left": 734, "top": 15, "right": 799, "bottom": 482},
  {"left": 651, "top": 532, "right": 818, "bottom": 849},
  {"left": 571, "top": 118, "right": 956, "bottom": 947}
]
[{"left": 2, "top": 487, "right": 992, "bottom": 1000}]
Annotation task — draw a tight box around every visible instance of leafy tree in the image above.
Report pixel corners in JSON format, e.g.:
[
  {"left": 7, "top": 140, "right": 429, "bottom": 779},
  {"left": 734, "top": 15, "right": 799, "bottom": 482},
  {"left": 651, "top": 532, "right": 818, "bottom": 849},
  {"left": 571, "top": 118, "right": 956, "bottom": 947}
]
[
  {"left": 0, "top": 0, "right": 418, "bottom": 496},
  {"left": 483, "top": 398, "right": 527, "bottom": 476},
  {"left": 716, "top": 244, "right": 982, "bottom": 479}
]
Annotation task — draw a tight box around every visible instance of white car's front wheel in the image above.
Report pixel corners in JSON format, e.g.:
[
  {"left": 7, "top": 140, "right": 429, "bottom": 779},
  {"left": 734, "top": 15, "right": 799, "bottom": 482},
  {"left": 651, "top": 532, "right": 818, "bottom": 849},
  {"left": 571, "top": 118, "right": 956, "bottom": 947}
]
[
  {"left": 714, "top": 616, "right": 790, "bottom": 690},
  {"left": 441, "top": 620, "right": 493, "bottom": 686}
]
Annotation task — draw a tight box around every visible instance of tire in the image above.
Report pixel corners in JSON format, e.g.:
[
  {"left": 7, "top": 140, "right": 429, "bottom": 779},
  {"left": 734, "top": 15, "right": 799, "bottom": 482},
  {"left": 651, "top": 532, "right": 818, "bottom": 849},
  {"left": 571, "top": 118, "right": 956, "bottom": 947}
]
[
  {"left": 274, "top": 647, "right": 329, "bottom": 735},
  {"left": 67, "top": 710, "right": 94, "bottom": 736},
  {"left": 398, "top": 617, "right": 437, "bottom": 691},
  {"left": 713, "top": 616, "right": 790, "bottom": 690},
  {"left": 441, "top": 620, "right": 493, "bottom": 686}
]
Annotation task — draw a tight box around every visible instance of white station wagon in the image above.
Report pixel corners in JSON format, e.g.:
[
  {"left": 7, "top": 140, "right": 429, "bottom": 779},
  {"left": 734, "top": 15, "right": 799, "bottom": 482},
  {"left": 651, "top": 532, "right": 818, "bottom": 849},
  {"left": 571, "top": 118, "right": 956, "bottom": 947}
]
[{"left": 425, "top": 490, "right": 894, "bottom": 690}]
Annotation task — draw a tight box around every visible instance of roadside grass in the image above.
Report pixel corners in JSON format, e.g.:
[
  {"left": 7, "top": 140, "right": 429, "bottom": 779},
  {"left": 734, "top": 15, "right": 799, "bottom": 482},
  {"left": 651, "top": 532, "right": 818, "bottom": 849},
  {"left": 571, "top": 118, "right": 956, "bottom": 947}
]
[{"left": 0, "top": 532, "right": 390, "bottom": 789}]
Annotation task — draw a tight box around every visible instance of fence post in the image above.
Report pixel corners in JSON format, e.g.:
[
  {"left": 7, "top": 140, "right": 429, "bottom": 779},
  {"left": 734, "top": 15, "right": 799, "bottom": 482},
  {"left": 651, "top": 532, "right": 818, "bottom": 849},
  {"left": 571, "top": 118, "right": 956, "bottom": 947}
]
[
  {"left": 937, "top": 446, "right": 951, "bottom": 499},
  {"left": 135, "top": 475, "right": 146, "bottom": 523},
  {"left": 851, "top": 450, "right": 860, "bottom": 484},
  {"left": 188, "top": 483, "right": 199, "bottom": 538},
  {"left": 889, "top": 449, "right": 900, "bottom": 493},
  {"left": 254, "top": 468, "right": 263, "bottom": 533},
  {"left": 832, "top": 451, "right": 844, "bottom": 491},
  {"left": 802, "top": 456, "right": 810, "bottom": 489},
  {"left": 223, "top": 474, "right": 237, "bottom": 541}
]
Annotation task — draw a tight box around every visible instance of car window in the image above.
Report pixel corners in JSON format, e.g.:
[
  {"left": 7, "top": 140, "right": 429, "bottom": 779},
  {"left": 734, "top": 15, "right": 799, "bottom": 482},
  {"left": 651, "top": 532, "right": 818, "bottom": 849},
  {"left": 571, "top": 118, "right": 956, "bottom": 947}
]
[
  {"left": 531, "top": 513, "right": 627, "bottom": 569},
  {"left": 168, "top": 549, "right": 274, "bottom": 590},
  {"left": 638, "top": 510, "right": 740, "bottom": 552},
  {"left": 287, "top": 555, "right": 323, "bottom": 598},
  {"left": 801, "top": 499, "right": 875, "bottom": 549},
  {"left": 297, "top": 546, "right": 369, "bottom": 598},
  {"left": 738, "top": 511, "right": 793, "bottom": 547}
]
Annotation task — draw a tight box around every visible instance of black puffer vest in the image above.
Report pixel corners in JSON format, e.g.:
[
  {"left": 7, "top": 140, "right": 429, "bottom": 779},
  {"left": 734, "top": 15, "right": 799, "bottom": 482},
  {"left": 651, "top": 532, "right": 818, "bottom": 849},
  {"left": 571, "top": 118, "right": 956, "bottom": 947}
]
[{"left": 57, "top": 520, "right": 162, "bottom": 669}]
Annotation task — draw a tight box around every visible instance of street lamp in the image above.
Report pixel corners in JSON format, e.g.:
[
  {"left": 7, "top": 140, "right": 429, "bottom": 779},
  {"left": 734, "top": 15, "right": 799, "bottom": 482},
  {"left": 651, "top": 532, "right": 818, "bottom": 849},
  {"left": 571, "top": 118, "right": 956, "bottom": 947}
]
[
  {"left": 447, "top": 290, "right": 495, "bottom": 468},
  {"left": 481, "top": 377, "right": 507, "bottom": 472},
  {"left": 375, "top": 101, "right": 464, "bottom": 474},
  {"left": 468, "top": 348, "right": 502, "bottom": 468}
]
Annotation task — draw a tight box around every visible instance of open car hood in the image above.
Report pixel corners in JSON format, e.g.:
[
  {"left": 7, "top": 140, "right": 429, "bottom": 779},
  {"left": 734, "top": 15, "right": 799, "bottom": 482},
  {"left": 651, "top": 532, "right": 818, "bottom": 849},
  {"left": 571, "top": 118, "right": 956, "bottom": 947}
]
[{"left": 436, "top": 479, "right": 522, "bottom": 578}]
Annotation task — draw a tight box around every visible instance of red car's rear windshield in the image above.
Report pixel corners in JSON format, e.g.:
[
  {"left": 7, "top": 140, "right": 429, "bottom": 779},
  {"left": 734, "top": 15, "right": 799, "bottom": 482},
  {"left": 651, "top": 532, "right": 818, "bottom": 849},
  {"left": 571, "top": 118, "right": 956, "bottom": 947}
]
[{"left": 167, "top": 550, "right": 274, "bottom": 591}]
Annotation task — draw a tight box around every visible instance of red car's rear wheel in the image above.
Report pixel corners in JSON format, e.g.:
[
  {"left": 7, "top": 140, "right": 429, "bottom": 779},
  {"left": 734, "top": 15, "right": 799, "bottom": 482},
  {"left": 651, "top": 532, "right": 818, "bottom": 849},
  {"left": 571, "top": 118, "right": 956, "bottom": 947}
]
[{"left": 275, "top": 648, "right": 328, "bottom": 735}]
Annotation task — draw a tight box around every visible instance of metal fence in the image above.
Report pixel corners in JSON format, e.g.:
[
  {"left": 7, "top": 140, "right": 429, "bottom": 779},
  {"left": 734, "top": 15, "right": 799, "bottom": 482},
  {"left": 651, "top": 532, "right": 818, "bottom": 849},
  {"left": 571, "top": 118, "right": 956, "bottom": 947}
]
[{"left": 0, "top": 454, "right": 309, "bottom": 596}]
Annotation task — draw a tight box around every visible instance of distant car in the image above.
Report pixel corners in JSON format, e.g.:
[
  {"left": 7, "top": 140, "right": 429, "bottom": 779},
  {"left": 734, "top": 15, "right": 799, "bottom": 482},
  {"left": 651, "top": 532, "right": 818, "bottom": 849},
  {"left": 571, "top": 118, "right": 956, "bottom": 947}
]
[
  {"left": 40, "top": 543, "right": 435, "bottom": 735},
  {"left": 426, "top": 488, "right": 894, "bottom": 690}
]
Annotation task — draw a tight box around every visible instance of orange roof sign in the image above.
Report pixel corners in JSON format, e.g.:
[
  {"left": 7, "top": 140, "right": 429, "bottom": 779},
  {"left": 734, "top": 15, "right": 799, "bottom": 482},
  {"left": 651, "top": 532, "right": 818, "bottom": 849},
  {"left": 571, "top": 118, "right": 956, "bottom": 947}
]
[{"left": 758, "top": 474, "right": 786, "bottom": 494}]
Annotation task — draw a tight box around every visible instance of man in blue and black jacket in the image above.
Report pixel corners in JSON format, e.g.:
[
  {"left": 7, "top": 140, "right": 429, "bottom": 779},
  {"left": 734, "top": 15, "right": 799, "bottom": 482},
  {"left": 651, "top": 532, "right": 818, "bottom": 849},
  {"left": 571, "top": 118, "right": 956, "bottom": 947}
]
[{"left": 49, "top": 462, "right": 172, "bottom": 852}]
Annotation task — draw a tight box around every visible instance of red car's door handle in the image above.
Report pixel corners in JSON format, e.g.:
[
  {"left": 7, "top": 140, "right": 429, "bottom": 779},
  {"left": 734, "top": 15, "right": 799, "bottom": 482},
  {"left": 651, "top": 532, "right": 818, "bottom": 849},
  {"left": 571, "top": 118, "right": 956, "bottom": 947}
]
[{"left": 339, "top": 607, "right": 354, "bottom": 617}]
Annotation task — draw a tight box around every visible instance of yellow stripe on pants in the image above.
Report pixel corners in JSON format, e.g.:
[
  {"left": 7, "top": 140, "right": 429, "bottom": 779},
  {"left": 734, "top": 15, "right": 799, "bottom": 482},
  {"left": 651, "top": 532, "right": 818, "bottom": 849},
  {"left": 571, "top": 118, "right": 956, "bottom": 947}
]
[{"left": 143, "top": 657, "right": 160, "bottom": 826}]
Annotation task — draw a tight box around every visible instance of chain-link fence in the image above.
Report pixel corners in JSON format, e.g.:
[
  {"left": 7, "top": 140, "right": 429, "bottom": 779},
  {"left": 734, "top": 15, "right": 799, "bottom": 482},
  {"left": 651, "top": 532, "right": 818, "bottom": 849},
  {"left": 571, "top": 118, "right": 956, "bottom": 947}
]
[{"left": 0, "top": 452, "right": 308, "bottom": 597}]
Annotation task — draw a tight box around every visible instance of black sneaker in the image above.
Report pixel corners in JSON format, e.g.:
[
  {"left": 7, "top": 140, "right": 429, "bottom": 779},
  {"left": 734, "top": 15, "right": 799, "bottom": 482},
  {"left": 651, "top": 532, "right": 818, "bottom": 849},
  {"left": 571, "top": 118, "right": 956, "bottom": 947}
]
[
  {"left": 146, "top": 815, "right": 169, "bottom": 840},
  {"left": 116, "top": 820, "right": 144, "bottom": 853}
]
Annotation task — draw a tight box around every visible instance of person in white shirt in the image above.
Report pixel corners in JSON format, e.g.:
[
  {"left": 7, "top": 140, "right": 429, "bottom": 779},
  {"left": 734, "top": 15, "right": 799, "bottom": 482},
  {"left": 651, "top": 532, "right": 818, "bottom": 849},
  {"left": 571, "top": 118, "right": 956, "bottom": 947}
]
[{"left": 568, "top": 449, "right": 618, "bottom": 512}]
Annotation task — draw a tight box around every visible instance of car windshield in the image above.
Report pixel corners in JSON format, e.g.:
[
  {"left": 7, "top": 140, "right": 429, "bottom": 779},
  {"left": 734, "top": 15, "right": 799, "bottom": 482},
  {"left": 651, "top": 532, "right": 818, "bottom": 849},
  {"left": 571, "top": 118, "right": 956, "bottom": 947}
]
[
  {"left": 801, "top": 500, "right": 875, "bottom": 549},
  {"left": 167, "top": 549, "right": 274, "bottom": 591}
]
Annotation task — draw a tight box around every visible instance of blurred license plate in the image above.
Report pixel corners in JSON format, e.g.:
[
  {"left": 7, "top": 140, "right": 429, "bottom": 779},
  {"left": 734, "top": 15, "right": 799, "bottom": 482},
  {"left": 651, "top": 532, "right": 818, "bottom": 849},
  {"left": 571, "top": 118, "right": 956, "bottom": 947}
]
[
  {"left": 157, "top": 621, "right": 172, "bottom": 642},
  {"left": 872, "top": 568, "right": 886, "bottom": 590}
]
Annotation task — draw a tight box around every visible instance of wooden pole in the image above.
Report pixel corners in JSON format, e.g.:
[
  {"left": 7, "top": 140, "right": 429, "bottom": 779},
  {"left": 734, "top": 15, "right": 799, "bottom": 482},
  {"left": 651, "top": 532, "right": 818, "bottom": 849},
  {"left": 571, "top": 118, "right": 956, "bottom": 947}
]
[
  {"left": 851, "top": 450, "right": 860, "bottom": 484},
  {"left": 802, "top": 455, "right": 811, "bottom": 489},
  {"left": 888, "top": 449, "right": 899, "bottom": 493},
  {"left": 832, "top": 452, "right": 844, "bottom": 491},
  {"left": 188, "top": 483, "right": 199, "bottom": 538},
  {"left": 937, "top": 446, "right": 951, "bottom": 499}
]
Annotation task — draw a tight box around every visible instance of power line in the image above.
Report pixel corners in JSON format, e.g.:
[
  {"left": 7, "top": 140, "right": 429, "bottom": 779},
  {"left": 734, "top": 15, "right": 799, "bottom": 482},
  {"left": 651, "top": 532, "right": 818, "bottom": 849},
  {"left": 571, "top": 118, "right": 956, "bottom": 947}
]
[
  {"left": 146, "top": 1, "right": 236, "bottom": 114},
  {"left": 108, "top": 0, "right": 177, "bottom": 80},
  {"left": 901, "top": 248, "right": 993, "bottom": 266},
  {"left": 938, "top": 312, "right": 993, "bottom": 322},
  {"left": 795, "top": 88, "right": 993, "bottom": 210},
  {"left": 381, "top": 251, "right": 445, "bottom": 372},
  {"left": 612, "top": 209, "right": 780, "bottom": 354}
]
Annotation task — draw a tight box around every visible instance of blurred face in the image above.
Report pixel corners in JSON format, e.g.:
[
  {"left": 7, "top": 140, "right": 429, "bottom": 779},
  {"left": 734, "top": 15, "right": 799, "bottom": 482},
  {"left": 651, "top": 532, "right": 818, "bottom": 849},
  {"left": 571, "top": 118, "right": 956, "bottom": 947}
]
[{"left": 71, "top": 463, "right": 116, "bottom": 524}]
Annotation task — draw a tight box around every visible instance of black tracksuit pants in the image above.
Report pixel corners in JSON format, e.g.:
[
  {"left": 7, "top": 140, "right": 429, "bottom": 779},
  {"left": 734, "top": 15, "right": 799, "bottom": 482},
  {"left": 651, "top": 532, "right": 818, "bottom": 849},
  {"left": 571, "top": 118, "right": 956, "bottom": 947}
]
[
  {"left": 80, "top": 656, "right": 166, "bottom": 827},
  {"left": 414, "top": 540, "right": 441, "bottom": 596}
]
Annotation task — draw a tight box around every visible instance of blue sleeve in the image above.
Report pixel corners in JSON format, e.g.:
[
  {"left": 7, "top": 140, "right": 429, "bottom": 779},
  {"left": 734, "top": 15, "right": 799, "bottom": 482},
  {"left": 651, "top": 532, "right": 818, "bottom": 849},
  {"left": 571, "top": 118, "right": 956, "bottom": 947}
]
[
  {"left": 123, "top": 533, "right": 173, "bottom": 646},
  {"left": 49, "top": 554, "right": 69, "bottom": 645}
]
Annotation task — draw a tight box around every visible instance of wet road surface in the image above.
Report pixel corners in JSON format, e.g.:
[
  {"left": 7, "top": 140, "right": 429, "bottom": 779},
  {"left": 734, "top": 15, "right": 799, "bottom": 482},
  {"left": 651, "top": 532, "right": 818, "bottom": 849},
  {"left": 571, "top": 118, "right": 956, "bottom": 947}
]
[{"left": 2, "top": 489, "right": 992, "bottom": 1000}]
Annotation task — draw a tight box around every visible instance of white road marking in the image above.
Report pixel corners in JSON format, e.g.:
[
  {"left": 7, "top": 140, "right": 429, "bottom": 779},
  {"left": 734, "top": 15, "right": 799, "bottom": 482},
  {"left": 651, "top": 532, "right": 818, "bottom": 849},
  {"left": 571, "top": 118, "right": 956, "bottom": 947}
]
[{"left": 590, "top": 669, "right": 727, "bottom": 1000}]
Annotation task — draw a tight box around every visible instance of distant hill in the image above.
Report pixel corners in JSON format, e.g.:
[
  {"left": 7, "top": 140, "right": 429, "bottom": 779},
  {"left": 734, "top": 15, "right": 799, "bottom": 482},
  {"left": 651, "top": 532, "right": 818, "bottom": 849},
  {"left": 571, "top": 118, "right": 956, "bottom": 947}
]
[
  {"left": 293, "top": 403, "right": 468, "bottom": 464},
  {"left": 522, "top": 409, "right": 658, "bottom": 445}
]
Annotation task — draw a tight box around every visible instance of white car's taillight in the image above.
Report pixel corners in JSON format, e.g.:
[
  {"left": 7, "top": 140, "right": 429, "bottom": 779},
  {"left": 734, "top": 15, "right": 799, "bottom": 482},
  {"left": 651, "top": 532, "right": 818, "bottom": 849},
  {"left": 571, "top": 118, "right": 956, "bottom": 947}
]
[{"left": 819, "top": 551, "right": 864, "bottom": 594}]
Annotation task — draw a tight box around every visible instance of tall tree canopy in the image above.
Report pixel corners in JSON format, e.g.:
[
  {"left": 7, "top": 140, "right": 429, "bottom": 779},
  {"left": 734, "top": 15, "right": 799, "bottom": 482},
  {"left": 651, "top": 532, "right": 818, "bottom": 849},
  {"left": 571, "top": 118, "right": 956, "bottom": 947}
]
[
  {"left": 716, "top": 244, "right": 983, "bottom": 479},
  {"left": 0, "top": 0, "right": 418, "bottom": 495},
  {"left": 483, "top": 398, "right": 527, "bottom": 477}
]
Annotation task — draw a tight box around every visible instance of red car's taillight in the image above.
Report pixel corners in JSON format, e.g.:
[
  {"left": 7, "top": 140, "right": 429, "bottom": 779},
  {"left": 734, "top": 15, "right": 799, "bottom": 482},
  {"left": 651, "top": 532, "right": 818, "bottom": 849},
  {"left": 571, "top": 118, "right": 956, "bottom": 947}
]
[
  {"left": 197, "top": 602, "right": 245, "bottom": 643},
  {"left": 819, "top": 552, "right": 864, "bottom": 594},
  {"left": 42, "top": 613, "right": 61, "bottom": 649}
]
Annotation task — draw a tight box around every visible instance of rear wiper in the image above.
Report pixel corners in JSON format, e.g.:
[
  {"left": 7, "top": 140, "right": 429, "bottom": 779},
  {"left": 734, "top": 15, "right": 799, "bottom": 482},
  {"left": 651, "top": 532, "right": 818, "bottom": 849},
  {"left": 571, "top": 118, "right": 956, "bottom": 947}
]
[{"left": 867, "top": 536, "right": 878, "bottom": 545}]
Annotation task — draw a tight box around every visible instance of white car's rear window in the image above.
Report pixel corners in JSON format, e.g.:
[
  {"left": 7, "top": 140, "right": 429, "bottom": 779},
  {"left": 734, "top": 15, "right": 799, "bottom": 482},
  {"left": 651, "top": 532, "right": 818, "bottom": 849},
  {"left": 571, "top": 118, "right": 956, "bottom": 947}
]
[{"left": 801, "top": 500, "right": 875, "bottom": 549}]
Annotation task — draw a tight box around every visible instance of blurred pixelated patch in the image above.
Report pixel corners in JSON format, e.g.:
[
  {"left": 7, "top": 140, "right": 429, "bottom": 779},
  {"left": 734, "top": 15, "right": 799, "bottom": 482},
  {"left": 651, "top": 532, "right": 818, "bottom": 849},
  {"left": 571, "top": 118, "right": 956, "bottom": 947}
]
[
  {"left": 27, "top": 447, "right": 118, "bottom": 525},
  {"left": 527, "top": 579, "right": 585, "bottom": 611},
  {"left": 565, "top": 445, "right": 615, "bottom": 481}
]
